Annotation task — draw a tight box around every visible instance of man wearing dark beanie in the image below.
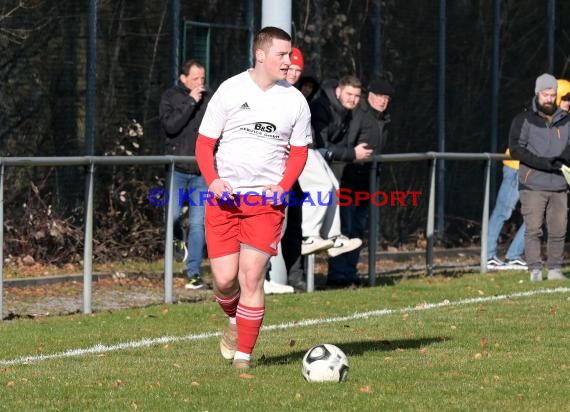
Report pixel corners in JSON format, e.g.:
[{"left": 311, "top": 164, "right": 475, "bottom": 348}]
[
  {"left": 509, "top": 73, "right": 570, "bottom": 281},
  {"left": 368, "top": 78, "right": 395, "bottom": 98}
]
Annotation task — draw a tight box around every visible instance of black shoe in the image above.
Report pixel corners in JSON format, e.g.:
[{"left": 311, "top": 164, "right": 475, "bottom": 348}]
[
  {"left": 325, "top": 277, "right": 348, "bottom": 288},
  {"left": 173, "top": 240, "right": 188, "bottom": 263},
  {"left": 290, "top": 280, "right": 307, "bottom": 293},
  {"left": 326, "top": 276, "right": 361, "bottom": 288}
]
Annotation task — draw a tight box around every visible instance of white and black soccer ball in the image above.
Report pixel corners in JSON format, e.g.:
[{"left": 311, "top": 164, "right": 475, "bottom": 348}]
[{"left": 302, "top": 344, "right": 349, "bottom": 382}]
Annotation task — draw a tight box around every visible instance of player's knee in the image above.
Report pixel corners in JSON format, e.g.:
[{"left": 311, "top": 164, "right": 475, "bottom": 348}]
[{"left": 213, "top": 276, "right": 239, "bottom": 294}]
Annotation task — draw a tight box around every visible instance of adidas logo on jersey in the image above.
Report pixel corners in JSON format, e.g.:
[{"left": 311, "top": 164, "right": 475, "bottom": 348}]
[{"left": 240, "top": 102, "right": 251, "bottom": 110}]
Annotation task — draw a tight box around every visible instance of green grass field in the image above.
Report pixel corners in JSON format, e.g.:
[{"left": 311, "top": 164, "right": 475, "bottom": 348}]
[{"left": 1, "top": 270, "right": 569, "bottom": 411}]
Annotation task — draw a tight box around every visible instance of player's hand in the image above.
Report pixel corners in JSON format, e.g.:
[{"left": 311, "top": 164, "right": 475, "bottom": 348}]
[
  {"left": 354, "top": 143, "right": 373, "bottom": 160},
  {"left": 262, "top": 184, "right": 285, "bottom": 205},
  {"left": 209, "top": 179, "right": 234, "bottom": 200}
]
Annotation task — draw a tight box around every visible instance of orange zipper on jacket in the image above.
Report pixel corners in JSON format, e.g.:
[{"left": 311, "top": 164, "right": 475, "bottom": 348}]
[{"left": 523, "top": 169, "right": 532, "bottom": 183}]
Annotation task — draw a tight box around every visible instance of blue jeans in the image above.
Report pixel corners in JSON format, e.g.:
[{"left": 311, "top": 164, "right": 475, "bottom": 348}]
[
  {"left": 327, "top": 201, "right": 369, "bottom": 281},
  {"left": 172, "top": 170, "right": 207, "bottom": 276},
  {"left": 487, "top": 166, "right": 525, "bottom": 260}
]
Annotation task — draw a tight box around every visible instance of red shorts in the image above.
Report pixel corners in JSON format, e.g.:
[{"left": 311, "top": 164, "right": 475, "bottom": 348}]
[{"left": 205, "top": 195, "right": 286, "bottom": 258}]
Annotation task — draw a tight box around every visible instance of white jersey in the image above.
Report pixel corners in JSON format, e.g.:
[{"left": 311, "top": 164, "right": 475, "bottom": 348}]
[{"left": 199, "top": 70, "right": 312, "bottom": 193}]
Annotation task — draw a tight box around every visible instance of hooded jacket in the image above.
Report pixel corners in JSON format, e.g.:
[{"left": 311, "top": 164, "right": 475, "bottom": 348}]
[
  {"left": 309, "top": 79, "right": 362, "bottom": 162},
  {"left": 159, "top": 83, "right": 210, "bottom": 174},
  {"left": 509, "top": 98, "right": 570, "bottom": 191}
]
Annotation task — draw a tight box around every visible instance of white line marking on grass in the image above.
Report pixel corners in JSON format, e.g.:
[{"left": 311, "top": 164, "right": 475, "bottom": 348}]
[
  {"left": 1, "top": 287, "right": 568, "bottom": 367},
  {"left": 262, "top": 286, "right": 570, "bottom": 332}
]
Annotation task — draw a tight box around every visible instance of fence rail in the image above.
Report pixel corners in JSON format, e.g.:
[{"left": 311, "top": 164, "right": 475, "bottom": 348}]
[{"left": 0, "top": 153, "right": 508, "bottom": 319}]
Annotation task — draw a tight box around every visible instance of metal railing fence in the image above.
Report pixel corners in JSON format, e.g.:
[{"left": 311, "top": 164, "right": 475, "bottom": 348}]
[{"left": 0, "top": 153, "right": 508, "bottom": 318}]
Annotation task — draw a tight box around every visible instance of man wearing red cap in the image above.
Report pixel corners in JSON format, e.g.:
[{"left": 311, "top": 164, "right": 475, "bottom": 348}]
[
  {"left": 265, "top": 47, "right": 307, "bottom": 294},
  {"left": 287, "top": 51, "right": 363, "bottom": 259},
  {"left": 267, "top": 47, "right": 362, "bottom": 293},
  {"left": 286, "top": 47, "right": 304, "bottom": 85}
]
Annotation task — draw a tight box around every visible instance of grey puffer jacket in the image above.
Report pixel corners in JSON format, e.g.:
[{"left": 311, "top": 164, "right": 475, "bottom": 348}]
[{"left": 509, "top": 98, "right": 570, "bottom": 191}]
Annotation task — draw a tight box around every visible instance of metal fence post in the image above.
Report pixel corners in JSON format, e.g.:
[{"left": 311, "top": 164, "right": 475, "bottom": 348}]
[
  {"left": 0, "top": 164, "right": 4, "bottom": 320},
  {"left": 480, "top": 157, "right": 492, "bottom": 274},
  {"left": 368, "top": 156, "right": 379, "bottom": 286},
  {"left": 164, "top": 162, "right": 175, "bottom": 304},
  {"left": 306, "top": 254, "right": 315, "bottom": 292},
  {"left": 426, "top": 157, "right": 437, "bottom": 276},
  {"left": 170, "top": 0, "right": 180, "bottom": 86},
  {"left": 83, "top": 162, "right": 95, "bottom": 314}
]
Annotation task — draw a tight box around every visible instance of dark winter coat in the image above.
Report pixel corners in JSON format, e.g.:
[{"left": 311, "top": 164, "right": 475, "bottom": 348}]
[
  {"left": 159, "top": 83, "right": 210, "bottom": 174},
  {"left": 341, "top": 97, "right": 391, "bottom": 191}
]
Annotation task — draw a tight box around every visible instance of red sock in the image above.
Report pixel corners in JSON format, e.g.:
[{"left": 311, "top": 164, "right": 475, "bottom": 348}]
[
  {"left": 236, "top": 303, "right": 265, "bottom": 355},
  {"left": 215, "top": 291, "right": 240, "bottom": 318}
]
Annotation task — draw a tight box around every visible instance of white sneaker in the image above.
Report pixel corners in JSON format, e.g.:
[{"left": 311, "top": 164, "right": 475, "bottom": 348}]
[
  {"left": 264, "top": 280, "right": 294, "bottom": 294},
  {"left": 547, "top": 269, "right": 568, "bottom": 280},
  {"left": 301, "top": 236, "right": 334, "bottom": 255},
  {"left": 327, "top": 235, "right": 362, "bottom": 257}
]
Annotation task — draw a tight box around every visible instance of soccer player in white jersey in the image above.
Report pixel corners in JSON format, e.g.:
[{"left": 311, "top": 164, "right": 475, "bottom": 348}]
[{"left": 195, "top": 27, "right": 311, "bottom": 369}]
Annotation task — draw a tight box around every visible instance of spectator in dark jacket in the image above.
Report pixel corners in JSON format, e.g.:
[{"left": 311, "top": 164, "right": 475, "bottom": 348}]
[
  {"left": 310, "top": 76, "right": 373, "bottom": 178},
  {"left": 298, "top": 75, "right": 320, "bottom": 102},
  {"left": 509, "top": 73, "right": 570, "bottom": 282},
  {"left": 344, "top": 77, "right": 393, "bottom": 192},
  {"left": 159, "top": 59, "right": 211, "bottom": 290},
  {"left": 329, "top": 78, "right": 395, "bottom": 286},
  {"left": 308, "top": 75, "right": 372, "bottom": 286}
]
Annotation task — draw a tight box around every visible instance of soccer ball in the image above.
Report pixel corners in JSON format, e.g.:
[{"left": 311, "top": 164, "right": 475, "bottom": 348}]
[{"left": 301, "top": 344, "right": 349, "bottom": 382}]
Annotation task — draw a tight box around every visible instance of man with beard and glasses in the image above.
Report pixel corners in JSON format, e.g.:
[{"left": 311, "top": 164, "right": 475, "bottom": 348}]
[{"left": 509, "top": 73, "right": 570, "bottom": 282}]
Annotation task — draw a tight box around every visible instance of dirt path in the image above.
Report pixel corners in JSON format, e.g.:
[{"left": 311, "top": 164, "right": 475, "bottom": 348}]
[{"left": 2, "top": 247, "right": 483, "bottom": 319}]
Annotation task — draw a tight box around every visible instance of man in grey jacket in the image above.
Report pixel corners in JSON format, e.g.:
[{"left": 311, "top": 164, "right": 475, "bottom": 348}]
[{"left": 509, "top": 73, "right": 570, "bottom": 282}]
